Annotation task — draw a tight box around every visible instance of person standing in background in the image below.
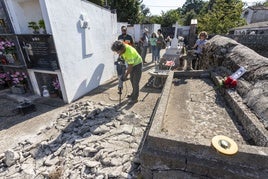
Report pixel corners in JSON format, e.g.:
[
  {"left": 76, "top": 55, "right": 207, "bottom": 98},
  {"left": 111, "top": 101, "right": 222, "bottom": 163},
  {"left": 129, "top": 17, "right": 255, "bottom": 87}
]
[
  {"left": 192, "top": 31, "right": 208, "bottom": 69},
  {"left": 165, "top": 35, "right": 172, "bottom": 47},
  {"left": 156, "top": 29, "right": 165, "bottom": 63},
  {"left": 149, "top": 32, "right": 158, "bottom": 63},
  {"left": 140, "top": 27, "right": 149, "bottom": 64},
  {"left": 118, "top": 26, "right": 134, "bottom": 46}
]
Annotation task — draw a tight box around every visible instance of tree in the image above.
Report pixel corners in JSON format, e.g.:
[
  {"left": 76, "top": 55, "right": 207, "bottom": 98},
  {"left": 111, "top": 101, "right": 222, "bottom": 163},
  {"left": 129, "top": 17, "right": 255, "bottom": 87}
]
[
  {"left": 265, "top": 0, "right": 268, "bottom": 6},
  {"left": 87, "top": 0, "right": 142, "bottom": 24},
  {"left": 181, "top": 0, "right": 205, "bottom": 15},
  {"left": 140, "top": 4, "right": 151, "bottom": 23},
  {"left": 86, "top": 0, "right": 104, "bottom": 6},
  {"left": 198, "top": 0, "right": 246, "bottom": 34},
  {"left": 148, "top": 15, "right": 163, "bottom": 25},
  {"left": 108, "top": 0, "right": 142, "bottom": 24},
  {"left": 182, "top": 10, "right": 198, "bottom": 26},
  {"left": 179, "top": 0, "right": 206, "bottom": 25},
  {"left": 161, "top": 10, "right": 181, "bottom": 27},
  {"left": 140, "top": 4, "right": 150, "bottom": 16}
]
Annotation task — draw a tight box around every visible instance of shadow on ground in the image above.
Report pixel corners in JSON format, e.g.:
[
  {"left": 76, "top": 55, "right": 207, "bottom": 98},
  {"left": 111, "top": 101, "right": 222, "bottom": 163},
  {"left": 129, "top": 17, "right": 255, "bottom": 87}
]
[{"left": 0, "top": 91, "right": 65, "bottom": 131}]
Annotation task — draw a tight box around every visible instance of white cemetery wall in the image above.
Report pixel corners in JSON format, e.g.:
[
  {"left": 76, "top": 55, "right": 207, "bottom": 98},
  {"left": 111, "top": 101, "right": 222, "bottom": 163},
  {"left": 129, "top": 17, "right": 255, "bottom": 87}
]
[
  {"left": 44, "top": 0, "right": 117, "bottom": 103},
  {"left": 134, "top": 24, "right": 141, "bottom": 43},
  {"left": 133, "top": 24, "right": 161, "bottom": 42}
]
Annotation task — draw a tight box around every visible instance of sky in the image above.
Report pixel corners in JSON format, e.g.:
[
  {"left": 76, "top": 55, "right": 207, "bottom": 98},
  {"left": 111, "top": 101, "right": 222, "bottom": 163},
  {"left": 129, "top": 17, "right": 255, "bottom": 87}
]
[{"left": 142, "top": 0, "right": 267, "bottom": 16}]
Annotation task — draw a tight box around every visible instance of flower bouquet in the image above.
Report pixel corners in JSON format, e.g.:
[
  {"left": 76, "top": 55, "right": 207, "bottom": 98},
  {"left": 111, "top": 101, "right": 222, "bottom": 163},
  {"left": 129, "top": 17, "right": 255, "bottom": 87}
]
[
  {"left": 10, "top": 71, "right": 27, "bottom": 94},
  {"left": 0, "top": 73, "right": 7, "bottom": 85},
  {"left": 52, "top": 77, "right": 62, "bottom": 98},
  {"left": 0, "top": 40, "right": 16, "bottom": 54},
  {"left": 52, "top": 77, "right": 60, "bottom": 90},
  {"left": 0, "top": 39, "right": 16, "bottom": 64},
  {"left": 10, "top": 71, "right": 27, "bottom": 85},
  {"left": 0, "top": 72, "right": 12, "bottom": 88},
  {"left": 221, "top": 66, "right": 246, "bottom": 89}
]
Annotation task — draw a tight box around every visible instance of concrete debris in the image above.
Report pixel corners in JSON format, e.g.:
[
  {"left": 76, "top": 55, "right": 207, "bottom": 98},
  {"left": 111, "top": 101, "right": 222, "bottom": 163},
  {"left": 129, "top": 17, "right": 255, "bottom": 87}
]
[{"left": 0, "top": 100, "right": 149, "bottom": 178}]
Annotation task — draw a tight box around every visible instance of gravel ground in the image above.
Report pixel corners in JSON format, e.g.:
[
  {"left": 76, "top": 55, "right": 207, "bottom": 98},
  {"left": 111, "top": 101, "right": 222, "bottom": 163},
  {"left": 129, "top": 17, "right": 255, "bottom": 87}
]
[{"left": 0, "top": 52, "right": 163, "bottom": 178}]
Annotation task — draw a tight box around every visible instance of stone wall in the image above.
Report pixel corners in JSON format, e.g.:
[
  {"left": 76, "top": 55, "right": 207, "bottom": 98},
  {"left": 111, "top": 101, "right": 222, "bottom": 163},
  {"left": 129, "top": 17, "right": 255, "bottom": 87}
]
[
  {"left": 227, "top": 34, "right": 268, "bottom": 57},
  {"left": 200, "top": 35, "right": 268, "bottom": 129}
]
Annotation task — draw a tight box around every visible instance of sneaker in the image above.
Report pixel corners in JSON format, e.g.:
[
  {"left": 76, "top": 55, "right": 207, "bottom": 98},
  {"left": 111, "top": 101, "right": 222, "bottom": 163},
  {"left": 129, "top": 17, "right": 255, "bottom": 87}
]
[{"left": 128, "top": 99, "right": 138, "bottom": 104}]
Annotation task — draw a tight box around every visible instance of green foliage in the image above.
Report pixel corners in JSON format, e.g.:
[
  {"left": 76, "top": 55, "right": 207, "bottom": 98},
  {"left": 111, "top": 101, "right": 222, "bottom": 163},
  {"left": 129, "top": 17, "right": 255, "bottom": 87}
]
[
  {"left": 28, "top": 21, "right": 40, "bottom": 33},
  {"left": 109, "top": 0, "right": 142, "bottom": 24},
  {"left": 139, "top": 4, "right": 151, "bottom": 24},
  {"left": 265, "top": 0, "right": 268, "bottom": 6},
  {"left": 198, "top": 0, "right": 246, "bottom": 34},
  {"left": 182, "top": 10, "right": 197, "bottom": 26},
  {"left": 160, "top": 10, "right": 181, "bottom": 27},
  {"left": 86, "top": 0, "right": 104, "bottom": 6},
  {"left": 140, "top": 4, "right": 150, "bottom": 16},
  {"left": 86, "top": 0, "right": 248, "bottom": 34},
  {"left": 181, "top": 0, "right": 205, "bottom": 15},
  {"left": 147, "top": 15, "right": 162, "bottom": 25},
  {"left": 178, "top": 0, "right": 207, "bottom": 26},
  {"left": 38, "top": 19, "right": 45, "bottom": 30}
]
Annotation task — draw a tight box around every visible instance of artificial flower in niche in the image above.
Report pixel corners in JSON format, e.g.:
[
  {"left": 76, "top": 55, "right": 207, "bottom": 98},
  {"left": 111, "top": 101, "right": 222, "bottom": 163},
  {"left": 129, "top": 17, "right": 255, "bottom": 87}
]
[{"left": 0, "top": 40, "right": 16, "bottom": 54}]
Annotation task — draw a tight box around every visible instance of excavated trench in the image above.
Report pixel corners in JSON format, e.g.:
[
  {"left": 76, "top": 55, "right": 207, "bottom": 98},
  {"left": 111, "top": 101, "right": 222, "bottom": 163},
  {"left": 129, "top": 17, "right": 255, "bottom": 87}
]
[{"left": 140, "top": 70, "right": 268, "bottom": 179}]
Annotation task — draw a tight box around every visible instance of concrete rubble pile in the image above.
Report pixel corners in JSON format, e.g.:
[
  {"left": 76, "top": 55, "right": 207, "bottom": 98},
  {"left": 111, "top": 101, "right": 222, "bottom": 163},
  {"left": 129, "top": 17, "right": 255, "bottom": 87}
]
[
  {"left": 0, "top": 101, "right": 149, "bottom": 178},
  {"left": 201, "top": 35, "right": 268, "bottom": 129}
]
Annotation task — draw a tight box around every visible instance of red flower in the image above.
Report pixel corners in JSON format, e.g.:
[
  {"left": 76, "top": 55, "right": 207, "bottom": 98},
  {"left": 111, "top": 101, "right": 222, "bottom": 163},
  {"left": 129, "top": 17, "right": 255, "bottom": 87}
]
[
  {"left": 230, "top": 79, "right": 237, "bottom": 88},
  {"left": 223, "top": 76, "right": 237, "bottom": 88}
]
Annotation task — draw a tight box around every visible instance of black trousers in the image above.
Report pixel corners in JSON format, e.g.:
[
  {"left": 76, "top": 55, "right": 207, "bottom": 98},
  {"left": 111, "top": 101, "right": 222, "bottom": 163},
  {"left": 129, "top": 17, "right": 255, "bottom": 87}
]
[{"left": 130, "top": 63, "right": 142, "bottom": 100}]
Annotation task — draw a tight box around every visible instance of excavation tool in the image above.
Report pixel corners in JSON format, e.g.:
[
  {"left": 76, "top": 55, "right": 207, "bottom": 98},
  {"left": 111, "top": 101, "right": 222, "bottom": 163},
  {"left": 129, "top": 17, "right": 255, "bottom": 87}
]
[{"left": 115, "top": 58, "right": 126, "bottom": 104}]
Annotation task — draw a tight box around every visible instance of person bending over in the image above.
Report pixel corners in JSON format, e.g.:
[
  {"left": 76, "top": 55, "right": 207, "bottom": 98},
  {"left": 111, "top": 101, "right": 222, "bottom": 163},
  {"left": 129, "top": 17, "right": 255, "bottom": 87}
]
[{"left": 111, "top": 40, "right": 142, "bottom": 104}]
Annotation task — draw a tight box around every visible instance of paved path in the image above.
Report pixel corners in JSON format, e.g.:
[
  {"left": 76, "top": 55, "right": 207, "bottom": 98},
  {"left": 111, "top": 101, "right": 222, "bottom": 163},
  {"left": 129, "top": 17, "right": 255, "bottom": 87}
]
[{"left": 0, "top": 50, "right": 164, "bottom": 154}]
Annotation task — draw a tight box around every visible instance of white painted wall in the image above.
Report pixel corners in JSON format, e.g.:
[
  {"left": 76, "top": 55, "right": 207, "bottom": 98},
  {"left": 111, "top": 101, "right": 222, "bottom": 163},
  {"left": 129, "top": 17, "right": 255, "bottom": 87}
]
[
  {"left": 133, "top": 24, "right": 160, "bottom": 42},
  {"left": 43, "top": 0, "right": 117, "bottom": 103}
]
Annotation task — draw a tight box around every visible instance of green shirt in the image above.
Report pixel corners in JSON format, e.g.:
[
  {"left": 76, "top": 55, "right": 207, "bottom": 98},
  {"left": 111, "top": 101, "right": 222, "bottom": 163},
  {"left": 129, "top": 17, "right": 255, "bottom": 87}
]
[
  {"left": 121, "top": 44, "right": 142, "bottom": 66},
  {"left": 149, "top": 37, "right": 157, "bottom": 46}
]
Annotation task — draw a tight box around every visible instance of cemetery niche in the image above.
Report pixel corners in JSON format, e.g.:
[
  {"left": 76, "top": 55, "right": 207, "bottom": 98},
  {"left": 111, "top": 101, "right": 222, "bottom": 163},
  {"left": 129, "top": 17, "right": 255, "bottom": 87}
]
[
  {"left": 18, "top": 35, "right": 59, "bottom": 71},
  {"left": 0, "top": 35, "right": 23, "bottom": 66},
  {"left": 34, "top": 72, "right": 62, "bottom": 99},
  {"left": 0, "top": 1, "right": 13, "bottom": 34}
]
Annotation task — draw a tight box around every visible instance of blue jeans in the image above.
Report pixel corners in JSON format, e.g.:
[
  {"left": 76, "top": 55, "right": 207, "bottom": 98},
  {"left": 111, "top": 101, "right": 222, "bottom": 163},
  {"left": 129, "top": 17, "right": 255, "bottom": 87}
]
[
  {"left": 156, "top": 46, "right": 161, "bottom": 62},
  {"left": 151, "top": 46, "right": 157, "bottom": 62}
]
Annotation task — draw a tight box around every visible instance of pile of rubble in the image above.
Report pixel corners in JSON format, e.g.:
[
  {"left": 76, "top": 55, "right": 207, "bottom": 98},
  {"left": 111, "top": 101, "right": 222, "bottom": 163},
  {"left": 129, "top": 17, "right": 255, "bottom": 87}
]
[{"left": 0, "top": 100, "right": 150, "bottom": 178}]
